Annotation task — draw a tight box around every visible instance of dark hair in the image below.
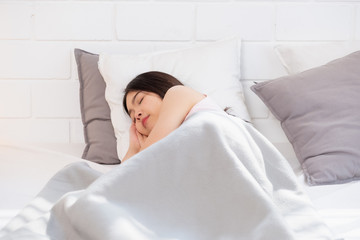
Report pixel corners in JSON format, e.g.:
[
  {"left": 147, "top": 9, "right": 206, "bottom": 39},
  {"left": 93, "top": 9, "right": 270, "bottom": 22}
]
[{"left": 123, "top": 71, "right": 183, "bottom": 115}]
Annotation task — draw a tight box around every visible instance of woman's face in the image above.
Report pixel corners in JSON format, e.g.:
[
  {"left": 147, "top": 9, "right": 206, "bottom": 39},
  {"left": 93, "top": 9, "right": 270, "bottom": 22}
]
[{"left": 126, "top": 91, "right": 163, "bottom": 136}]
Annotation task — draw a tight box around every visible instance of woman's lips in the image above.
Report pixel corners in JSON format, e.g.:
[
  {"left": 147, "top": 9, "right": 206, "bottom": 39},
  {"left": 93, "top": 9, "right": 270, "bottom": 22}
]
[{"left": 142, "top": 116, "right": 149, "bottom": 127}]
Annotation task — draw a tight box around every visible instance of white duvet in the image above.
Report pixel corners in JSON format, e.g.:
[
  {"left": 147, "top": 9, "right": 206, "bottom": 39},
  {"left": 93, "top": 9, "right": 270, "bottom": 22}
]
[{"left": 0, "top": 110, "right": 333, "bottom": 240}]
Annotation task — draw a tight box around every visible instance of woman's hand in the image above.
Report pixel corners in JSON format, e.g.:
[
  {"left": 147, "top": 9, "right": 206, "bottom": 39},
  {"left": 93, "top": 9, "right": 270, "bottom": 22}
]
[
  {"left": 122, "top": 124, "right": 148, "bottom": 162},
  {"left": 130, "top": 123, "right": 148, "bottom": 150},
  {"left": 135, "top": 128, "right": 147, "bottom": 150},
  {"left": 129, "top": 123, "right": 141, "bottom": 152}
]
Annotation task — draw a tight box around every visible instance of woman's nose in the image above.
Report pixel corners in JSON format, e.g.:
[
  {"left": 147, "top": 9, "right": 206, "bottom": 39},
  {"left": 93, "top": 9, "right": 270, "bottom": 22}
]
[{"left": 136, "top": 111, "right": 142, "bottom": 119}]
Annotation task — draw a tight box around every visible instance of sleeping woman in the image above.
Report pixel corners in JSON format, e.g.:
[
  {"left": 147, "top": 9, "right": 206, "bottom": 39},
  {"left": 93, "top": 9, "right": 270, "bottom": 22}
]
[
  {"left": 122, "top": 71, "right": 222, "bottom": 162},
  {"left": 0, "top": 71, "right": 332, "bottom": 240}
]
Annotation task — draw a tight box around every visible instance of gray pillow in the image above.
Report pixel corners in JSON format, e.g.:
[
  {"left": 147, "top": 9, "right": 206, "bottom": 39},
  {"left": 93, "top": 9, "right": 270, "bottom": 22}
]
[
  {"left": 251, "top": 50, "right": 360, "bottom": 185},
  {"left": 74, "top": 49, "right": 120, "bottom": 164}
]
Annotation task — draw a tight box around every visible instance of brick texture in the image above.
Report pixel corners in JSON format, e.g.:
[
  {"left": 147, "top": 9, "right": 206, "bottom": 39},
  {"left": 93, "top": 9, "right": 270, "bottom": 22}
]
[{"left": 0, "top": 1, "right": 358, "bottom": 146}]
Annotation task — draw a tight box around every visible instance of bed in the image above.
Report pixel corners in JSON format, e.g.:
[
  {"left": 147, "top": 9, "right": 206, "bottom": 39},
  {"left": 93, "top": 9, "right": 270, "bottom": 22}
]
[
  {"left": 0, "top": 38, "right": 359, "bottom": 239},
  {"left": 0, "top": 142, "right": 114, "bottom": 230},
  {"left": 275, "top": 142, "right": 360, "bottom": 239}
]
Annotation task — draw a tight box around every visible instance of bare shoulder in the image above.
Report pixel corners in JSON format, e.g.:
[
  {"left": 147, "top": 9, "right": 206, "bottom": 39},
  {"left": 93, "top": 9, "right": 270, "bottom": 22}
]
[
  {"left": 164, "top": 85, "right": 205, "bottom": 104},
  {"left": 141, "top": 85, "right": 205, "bottom": 150}
]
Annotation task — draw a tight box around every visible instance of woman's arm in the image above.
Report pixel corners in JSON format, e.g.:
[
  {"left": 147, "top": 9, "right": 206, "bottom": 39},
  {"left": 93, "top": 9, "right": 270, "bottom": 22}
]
[
  {"left": 122, "top": 86, "right": 203, "bottom": 162},
  {"left": 122, "top": 86, "right": 204, "bottom": 162},
  {"left": 140, "top": 85, "right": 204, "bottom": 151}
]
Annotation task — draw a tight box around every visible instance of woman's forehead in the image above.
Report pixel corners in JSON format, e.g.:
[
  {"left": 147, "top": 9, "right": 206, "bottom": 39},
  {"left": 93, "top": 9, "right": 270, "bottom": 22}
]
[
  {"left": 126, "top": 91, "right": 141, "bottom": 106},
  {"left": 126, "top": 90, "right": 160, "bottom": 105}
]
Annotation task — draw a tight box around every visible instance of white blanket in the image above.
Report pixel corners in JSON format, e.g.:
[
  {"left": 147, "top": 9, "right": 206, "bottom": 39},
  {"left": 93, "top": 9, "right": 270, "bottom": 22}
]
[{"left": 0, "top": 111, "right": 333, "bottom": 240}]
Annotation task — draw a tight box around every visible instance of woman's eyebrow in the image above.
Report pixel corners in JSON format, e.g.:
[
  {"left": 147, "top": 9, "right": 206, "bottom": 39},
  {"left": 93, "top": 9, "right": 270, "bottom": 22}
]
[{"left": 132, "top": 91, "right": 141, "bottom": 105}]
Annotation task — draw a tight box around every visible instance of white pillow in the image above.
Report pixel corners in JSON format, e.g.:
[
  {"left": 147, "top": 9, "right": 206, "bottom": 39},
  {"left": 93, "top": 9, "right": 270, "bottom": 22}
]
[
  {"left": 275, "top": 43, "right": 360, "bottom": 74},
  {"left": 98, "top": 38, "right": 250, "bottom": 160}
]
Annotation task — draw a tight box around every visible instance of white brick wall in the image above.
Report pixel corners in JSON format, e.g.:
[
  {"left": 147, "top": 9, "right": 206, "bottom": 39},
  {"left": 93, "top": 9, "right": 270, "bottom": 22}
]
[
  {"left": 0, "top": 0, "right": 359, "bottom": 148},
  {"left": 197, "top": 3, "right": 275, "bottom": 40},
  {"left": 32, "top": 81, "right": 80, "bottom": 118},
  {"left": 116, "top": 3, "right": 195, "bottom": 40},
  {"left": 0, "top": 3, "right": 31, "bottom": 40},
  {"left": 35, "top": 3, "right": 113, "bottom": 40},
  {"left": 276, "top": 4, "right": 353, "bottom": 40},
  {"left": 0, "top": 42, "right": 71, "bottom": 79},
  {"left": 0, "top": 82, "right": 31, "bottom": 118},
  {"left": 356, "top": 6, "right": 360, "bottom": 40}
]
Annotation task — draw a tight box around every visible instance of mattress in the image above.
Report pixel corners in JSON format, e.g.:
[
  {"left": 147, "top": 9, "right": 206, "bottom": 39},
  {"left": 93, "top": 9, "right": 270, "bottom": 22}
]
[
  {"left": 274, "top": 142, "right": 360, "bottom": 240},
  {"left": 301, "top": 177, "right": 360, "bottom": 239},
  {"left": 0, "top": 142, "right": 114, "bottom": 230}
]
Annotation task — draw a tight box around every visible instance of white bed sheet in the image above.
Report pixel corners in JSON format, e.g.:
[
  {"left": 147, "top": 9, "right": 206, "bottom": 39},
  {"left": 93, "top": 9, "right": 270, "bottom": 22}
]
[
  {"left": 0, "top": 142, "right": 114, "bottom": 230},
  {"left": 301, "top": 176, "right": 360, "bottom": 240},
  {"left": 274, "top": 142, "right": 360, "bottom": 240}
]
